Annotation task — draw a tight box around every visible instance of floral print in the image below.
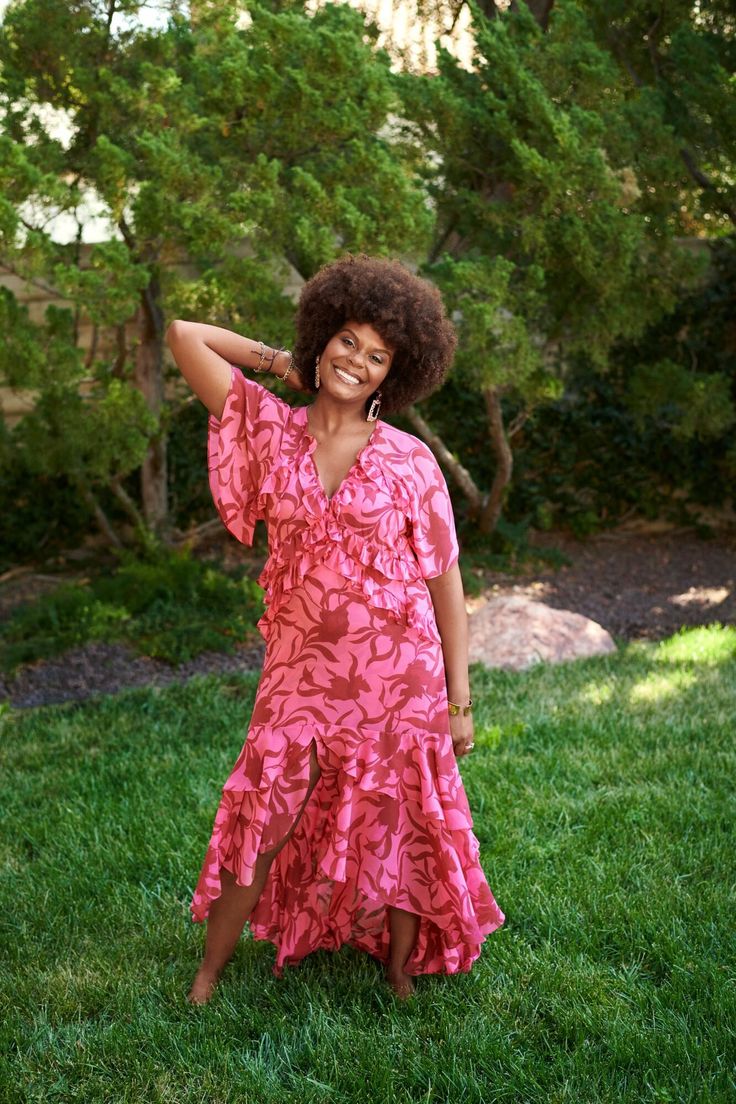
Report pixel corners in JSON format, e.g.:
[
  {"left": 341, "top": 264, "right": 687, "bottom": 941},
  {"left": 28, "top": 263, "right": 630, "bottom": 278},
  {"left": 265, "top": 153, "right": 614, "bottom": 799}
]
[{"left": 190, "top": 365, "right": 505, "bottom": 976}]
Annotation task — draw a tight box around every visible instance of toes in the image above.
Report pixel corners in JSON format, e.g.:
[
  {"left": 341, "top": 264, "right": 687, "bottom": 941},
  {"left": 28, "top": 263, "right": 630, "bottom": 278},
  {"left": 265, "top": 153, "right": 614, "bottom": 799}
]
[
  {"left": 385, "top": 969, "right": 416, "bottom": 1000},
  {"left": 186, "top": 986, "right": 211, "bottom": 1005},
  {"left": 389, "top": 982, "right": 415, "bottom": 1000},
  {"left": 187, "top": 973, "right": 218, "bottom": 1005}
]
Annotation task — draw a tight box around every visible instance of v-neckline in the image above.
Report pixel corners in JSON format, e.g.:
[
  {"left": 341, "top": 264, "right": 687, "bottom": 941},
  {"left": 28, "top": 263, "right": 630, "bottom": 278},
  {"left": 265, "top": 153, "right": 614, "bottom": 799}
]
[{"left": 302, "top": 405, "right": 382, "bottom": 504}]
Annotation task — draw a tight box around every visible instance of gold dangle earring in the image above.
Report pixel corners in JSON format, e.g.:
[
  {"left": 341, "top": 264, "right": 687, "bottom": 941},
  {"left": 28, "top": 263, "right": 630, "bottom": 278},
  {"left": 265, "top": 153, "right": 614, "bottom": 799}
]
[
  {"left": 366, "top": 389, "right": 382, "bottom": 422},
  {"left": 315, "top": 356, "right": 320, "bottom": 388}
]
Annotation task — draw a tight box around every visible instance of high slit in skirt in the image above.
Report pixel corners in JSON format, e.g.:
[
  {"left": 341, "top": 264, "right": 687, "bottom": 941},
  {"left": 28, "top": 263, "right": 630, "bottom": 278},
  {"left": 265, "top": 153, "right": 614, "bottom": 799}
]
[{"left": 190, "top": 561, "right": 506, "bottom": 977}]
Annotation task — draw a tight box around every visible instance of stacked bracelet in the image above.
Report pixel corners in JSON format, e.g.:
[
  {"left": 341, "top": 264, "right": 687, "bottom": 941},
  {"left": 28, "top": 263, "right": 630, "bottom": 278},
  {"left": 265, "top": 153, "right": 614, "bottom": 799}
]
[
  {"left": 252, "top": 340, "right": 268, "bottom": 373},
  {"left": 252, "top": 342, "right": 298, "bottom": 383},
  {"left": 448, "top": 697, "right": 473, "bottom": 716}
]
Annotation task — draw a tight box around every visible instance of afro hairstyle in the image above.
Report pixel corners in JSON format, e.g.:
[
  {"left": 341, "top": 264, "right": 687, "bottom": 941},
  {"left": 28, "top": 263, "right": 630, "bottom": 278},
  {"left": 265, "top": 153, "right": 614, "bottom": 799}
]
[{"left": 292, "top": 254, "right": 457, "bottom": 415}]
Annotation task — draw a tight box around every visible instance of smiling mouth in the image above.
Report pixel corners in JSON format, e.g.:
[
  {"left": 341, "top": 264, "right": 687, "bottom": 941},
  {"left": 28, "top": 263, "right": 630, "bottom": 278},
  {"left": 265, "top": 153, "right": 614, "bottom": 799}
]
[{"left": 334, "top": 365, "right": 363, "bottom": 385}]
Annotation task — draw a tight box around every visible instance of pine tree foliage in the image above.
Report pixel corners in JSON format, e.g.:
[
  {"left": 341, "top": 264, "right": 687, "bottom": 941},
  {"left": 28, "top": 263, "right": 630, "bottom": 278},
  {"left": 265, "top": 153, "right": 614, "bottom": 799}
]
[
  {"left": 0, "top": 0, "right": 430, "bottom": 545},
  {"left": 395, "top": 0, "right": 731, "bottom": 530}
]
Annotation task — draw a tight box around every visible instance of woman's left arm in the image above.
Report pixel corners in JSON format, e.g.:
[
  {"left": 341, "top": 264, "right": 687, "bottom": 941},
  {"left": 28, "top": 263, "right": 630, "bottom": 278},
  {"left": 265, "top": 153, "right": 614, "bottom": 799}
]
[{"left": 426, "top": 563, "right": 474, "bottom": 757}]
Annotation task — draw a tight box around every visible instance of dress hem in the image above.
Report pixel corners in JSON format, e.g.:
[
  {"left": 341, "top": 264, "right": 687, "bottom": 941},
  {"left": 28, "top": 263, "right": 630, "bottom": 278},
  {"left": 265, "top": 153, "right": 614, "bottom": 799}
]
[{"left": 190, "top": 850, "right": 506, "bottom": 979}]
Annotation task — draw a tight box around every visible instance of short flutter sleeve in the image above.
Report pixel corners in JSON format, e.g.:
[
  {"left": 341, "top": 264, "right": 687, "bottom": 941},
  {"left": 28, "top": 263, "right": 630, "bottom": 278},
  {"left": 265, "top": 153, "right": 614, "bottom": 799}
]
[
  {"left": 406, "top": 444, "right": 460, "bottom": 579},
  {"left": 207, "top": 363, "right": 289, "bottom": 545}
]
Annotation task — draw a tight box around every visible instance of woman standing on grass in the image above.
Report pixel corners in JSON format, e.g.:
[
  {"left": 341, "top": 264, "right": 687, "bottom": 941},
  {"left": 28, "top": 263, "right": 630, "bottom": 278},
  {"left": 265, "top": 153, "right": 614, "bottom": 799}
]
[{"left": 166, "top": 254, "right": 505, "bottom": 1004}]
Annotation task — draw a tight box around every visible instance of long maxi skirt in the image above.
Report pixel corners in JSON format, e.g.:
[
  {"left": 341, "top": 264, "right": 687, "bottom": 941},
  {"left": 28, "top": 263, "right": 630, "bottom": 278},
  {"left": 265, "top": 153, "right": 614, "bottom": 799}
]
[{"left": 190, "top": 561, "right": 506, "bottom": 976}]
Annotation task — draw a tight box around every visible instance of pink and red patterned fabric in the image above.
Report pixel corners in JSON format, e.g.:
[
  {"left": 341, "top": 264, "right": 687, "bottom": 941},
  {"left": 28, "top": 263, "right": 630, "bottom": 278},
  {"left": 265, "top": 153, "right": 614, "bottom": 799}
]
[{"left": 190, "top": 364, "right": 505, "bottom": 976}]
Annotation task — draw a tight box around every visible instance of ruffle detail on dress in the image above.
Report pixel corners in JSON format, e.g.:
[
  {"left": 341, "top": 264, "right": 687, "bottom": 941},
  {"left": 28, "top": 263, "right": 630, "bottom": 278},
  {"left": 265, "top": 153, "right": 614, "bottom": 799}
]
[
  {"left": 255, "top": 536, "right": 442, "bottom": 647},
  {"left": 253, "top": 410, "right": 394, "bottom": 519},
  {"left": 252, "top": 418, "right": 443, "bottom": 646},
  {"left": 190, "top": 728, "right": 312, "bottom": 906},
  {"left": 189, "top": 722, "right": 506, "bottom": 976}
]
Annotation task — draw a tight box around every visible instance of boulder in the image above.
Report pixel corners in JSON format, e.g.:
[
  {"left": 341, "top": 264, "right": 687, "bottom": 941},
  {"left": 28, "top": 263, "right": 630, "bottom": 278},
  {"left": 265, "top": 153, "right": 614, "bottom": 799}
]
[{"left": 467, "top": 595, "right": 616, "bottom": 672}]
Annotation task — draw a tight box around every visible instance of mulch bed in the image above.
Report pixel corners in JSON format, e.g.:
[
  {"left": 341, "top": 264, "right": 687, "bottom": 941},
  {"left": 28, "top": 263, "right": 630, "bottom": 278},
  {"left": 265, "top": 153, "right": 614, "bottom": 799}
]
[
  {"left": 0, "top": 639, "right": 267, "bottom": 711},
  {"left": 470, "top": 526, "right": 736, "bottom": 641},
  {"left": 1, "top": 526, "right": 734, "bottom": 710}
]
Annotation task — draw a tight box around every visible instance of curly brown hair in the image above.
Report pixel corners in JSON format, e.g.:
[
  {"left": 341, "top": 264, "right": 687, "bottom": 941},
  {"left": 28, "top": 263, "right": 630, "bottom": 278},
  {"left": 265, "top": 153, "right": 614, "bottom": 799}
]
[{"left": 292, "top": 254, "right": 457, "bottom": 415}]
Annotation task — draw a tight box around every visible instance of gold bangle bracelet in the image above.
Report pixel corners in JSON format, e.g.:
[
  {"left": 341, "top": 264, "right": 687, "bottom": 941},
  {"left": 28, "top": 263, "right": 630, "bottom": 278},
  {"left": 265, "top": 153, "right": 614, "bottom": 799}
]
[
  {"left": 276, "top": 348, "right": 294, "bottom": 381},
  {"left": 448, "top": 697, "right": 473, "bottom": 716}
]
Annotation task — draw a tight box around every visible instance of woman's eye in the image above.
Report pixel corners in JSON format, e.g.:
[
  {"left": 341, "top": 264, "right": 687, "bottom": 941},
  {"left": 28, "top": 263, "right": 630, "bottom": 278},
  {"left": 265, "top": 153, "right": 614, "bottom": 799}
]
[{"left": 341, "top": 336, "right": 383, "bottom": 364}]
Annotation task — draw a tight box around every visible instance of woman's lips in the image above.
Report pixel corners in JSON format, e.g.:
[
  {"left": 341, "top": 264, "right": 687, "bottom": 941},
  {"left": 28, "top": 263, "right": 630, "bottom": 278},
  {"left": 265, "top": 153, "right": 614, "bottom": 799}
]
[{"left": 333, "top": 364, "right": 363, "bottom": 385}]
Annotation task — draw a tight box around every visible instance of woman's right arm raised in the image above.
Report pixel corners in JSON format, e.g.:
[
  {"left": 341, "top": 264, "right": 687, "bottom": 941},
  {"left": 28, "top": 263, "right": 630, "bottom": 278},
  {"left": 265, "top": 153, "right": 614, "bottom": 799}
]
[{"left": 165, "top": 320, "right": 303, "bottom": 420}]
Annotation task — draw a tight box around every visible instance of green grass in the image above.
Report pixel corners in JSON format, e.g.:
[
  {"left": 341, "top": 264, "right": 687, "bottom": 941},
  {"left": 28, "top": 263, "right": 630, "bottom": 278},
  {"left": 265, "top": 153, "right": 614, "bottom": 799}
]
[{"left": 1, "top": 625, "right": 734, "bottom": 1103}]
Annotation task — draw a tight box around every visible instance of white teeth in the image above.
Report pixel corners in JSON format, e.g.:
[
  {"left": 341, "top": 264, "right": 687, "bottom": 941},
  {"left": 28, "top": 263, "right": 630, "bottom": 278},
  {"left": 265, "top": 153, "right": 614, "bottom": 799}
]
[{"left": 335, "top": 366, "right": 361, "bottom": 385}]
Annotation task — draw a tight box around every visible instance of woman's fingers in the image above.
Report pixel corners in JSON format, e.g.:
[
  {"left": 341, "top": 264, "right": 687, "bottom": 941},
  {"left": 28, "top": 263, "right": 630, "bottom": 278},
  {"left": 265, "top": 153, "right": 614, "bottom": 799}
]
[{"left": 450, "top": 715, "right": 475, "bottom": 757}]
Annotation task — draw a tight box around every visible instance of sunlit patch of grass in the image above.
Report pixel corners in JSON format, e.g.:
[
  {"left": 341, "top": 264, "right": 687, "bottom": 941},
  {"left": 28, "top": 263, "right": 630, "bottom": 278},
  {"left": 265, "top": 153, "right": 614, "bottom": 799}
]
[
  {"left": 651, "top": 623, "right": 736, "bottom": 665},
  {"left": 574, "top": 680, "right": 615, "bottom": 707},
  {"left": 628, "top": 667, "right": 698, "bottom": 704}
]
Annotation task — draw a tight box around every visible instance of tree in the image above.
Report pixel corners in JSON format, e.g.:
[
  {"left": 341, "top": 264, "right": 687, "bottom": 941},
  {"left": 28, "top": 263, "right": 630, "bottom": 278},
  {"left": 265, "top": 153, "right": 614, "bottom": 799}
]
[
  {"left": 583, "top": 0, "right": 736, "bottom": 233},
  {"left": 0, "top": 0, "right": 431, "bottom": 546},
  {"left": 395, "top": 0, "right": 726, "bottom": 533}
]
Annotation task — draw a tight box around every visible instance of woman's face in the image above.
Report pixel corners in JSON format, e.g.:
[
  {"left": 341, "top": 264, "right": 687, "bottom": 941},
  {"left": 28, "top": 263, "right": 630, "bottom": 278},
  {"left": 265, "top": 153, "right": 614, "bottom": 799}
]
[{"left": 319, "top": 320, "right": 394, "bottom": 399}]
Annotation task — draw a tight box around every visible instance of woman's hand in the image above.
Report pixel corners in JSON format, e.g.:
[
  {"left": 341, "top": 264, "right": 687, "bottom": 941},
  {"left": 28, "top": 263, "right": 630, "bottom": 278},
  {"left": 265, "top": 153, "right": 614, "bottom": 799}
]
[{"left": 450, "top": 710, "right": 475, "bottom": 758}]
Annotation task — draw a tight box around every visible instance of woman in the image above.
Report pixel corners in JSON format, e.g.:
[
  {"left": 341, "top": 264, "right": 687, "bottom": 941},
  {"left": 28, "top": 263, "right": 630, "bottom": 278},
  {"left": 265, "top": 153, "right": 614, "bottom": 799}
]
[{"left": 166, "top": 254, "right": 505, "bottom": 1004}]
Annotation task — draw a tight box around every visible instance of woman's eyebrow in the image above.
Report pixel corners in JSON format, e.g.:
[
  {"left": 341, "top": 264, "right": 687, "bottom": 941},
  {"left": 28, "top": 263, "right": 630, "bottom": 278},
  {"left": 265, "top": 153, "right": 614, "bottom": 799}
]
[{"left": 342, "top": 327, "right": 392, "bottom": 356}]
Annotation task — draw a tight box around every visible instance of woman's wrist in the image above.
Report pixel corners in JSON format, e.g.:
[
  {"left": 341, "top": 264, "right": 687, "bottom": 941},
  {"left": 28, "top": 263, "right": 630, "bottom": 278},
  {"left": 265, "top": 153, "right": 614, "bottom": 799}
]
[
  {"left": 446, "top": 685, "right": 471, "bottom": 704},
  {"left": 250, "top": 343, "right": 299, "bottom": 385},
  {"left": 270, "top": 349, "right": 291, "bottom": 377},
  {"left": 250, "top": 341, "right": 276, "bottom": 374}
]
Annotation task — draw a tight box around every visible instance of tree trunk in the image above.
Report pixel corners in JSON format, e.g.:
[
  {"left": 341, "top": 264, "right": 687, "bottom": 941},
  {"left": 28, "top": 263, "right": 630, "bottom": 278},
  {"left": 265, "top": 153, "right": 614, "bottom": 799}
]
[
  {"left": 134, "top": 272, "right": 169, "bottom": 538},
  {"left": 76, "top": 478, "right": 123, "bottom": 549},
  {"left": 479, "top": 385, "right": 513, "bottom": 533},
  {"left": 404, "top": 403, "right": 483, "bottom": 514},
  {"left": 404, "top": 396, "right": 516, "bottom": 537}
]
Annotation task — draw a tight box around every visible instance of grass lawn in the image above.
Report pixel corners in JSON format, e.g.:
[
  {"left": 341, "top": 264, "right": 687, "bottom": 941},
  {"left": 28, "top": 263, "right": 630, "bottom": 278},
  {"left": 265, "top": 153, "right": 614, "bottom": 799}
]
[{"left": 1, "top": 625, "right": 734, "bottom": 1103}]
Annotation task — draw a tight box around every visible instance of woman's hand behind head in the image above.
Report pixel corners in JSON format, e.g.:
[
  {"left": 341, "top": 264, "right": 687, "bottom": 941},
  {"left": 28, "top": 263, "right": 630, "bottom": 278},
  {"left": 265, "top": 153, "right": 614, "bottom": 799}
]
[{"left": 273, "top": 351, "right": 308, "bottom": 393}]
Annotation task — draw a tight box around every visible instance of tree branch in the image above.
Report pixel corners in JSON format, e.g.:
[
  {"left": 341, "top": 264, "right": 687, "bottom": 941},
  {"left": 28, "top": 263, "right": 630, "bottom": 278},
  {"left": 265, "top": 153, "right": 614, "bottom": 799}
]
[
  {"left": 507, "top": 408, "right": 529, "bottom": 438},
  {"left": 77, "top": 479, "right": 124, "bottom": 548},
  {"left": 168, "top": 517, "right": 226, "bottom": 548},
  {"left": 403, "top": 403, "right": 483, "bottom": 511},
  {"left": 679, "top": 147, "right": 736, "bottom": 226},
  {"left": 110, "top": 476, "right": 147, "bottom": 532},
  {"left": 479, "top": 385, "right": 513, "bottom": 532},
  {"left": 0, "top": 260, "right": 62, "bottom": 301}
]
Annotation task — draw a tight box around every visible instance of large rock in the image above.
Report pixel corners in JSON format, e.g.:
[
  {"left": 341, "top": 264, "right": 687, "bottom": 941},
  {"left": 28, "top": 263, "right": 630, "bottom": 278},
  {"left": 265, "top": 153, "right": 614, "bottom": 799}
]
[{"left": 467, "top": 595, "right": 616, "bottom": 672}]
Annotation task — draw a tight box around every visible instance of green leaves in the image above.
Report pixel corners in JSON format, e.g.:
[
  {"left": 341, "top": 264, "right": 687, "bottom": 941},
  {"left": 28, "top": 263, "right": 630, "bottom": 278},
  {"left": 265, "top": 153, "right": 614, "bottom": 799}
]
[
  {"left": 0, "top": 0, "right": 431, "bottom": 545},
  {"left": 626, "top": 359, "right": 736, "bottom": 442},
  {"left": 1, "top": 0, "right": 730, "bottom": 548}
]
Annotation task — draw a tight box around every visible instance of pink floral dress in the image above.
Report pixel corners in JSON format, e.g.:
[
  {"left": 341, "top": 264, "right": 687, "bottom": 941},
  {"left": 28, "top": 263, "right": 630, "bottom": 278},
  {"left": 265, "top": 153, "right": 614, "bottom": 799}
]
[{"left": 190, "top": 364, "right": 505, "bottom": 976}]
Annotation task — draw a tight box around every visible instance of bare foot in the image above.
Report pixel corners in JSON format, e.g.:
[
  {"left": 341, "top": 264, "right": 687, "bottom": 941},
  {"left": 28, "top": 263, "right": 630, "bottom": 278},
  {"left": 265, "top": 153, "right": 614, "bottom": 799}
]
[
  {"left": 386, "top": 965, "right": 416, "bottom": 1000},
  {"left": 186, "top": 967, "right": 219, "bottom": 1005}
]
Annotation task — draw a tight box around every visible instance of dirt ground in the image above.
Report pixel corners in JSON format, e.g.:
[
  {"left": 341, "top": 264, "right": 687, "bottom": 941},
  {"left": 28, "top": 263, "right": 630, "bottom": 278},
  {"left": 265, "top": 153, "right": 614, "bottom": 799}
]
[
  {"left": 466, "top": 525, "right": 736, "bottom": 640},
  {"left": 1, "top": 524, "right": 734, "bottom": 710}
]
